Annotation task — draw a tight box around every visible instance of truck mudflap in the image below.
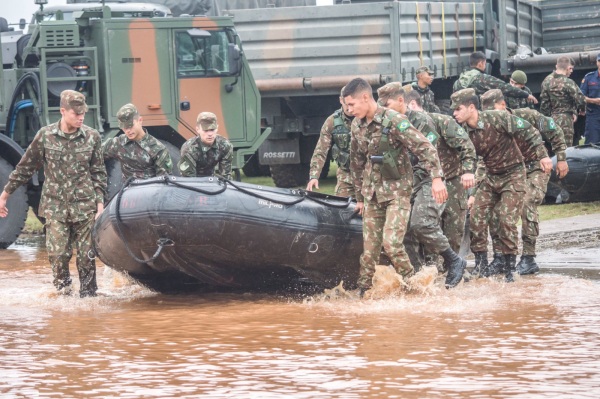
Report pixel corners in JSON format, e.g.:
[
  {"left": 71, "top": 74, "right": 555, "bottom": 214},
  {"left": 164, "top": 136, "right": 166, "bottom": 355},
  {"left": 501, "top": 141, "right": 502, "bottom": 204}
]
[{"left": 258, "top": 139, "right": 300, "bottom": 166}]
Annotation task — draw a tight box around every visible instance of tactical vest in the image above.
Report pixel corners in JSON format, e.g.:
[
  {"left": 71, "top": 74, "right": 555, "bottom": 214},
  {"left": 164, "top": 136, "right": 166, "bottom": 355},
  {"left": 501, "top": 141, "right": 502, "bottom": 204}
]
[
  {"left": 454, "top": 68, "right": 481, "bottom": 91},
  {"left": 377, "top": 112, "right": 403, "bottom": 180},
  {"left": 330, "top": 110, "right": 352, "bottom": 170}
]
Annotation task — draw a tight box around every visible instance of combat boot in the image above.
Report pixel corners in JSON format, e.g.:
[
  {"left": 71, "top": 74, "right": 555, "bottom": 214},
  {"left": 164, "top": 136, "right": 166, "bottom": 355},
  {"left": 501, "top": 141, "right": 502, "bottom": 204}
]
[
  {"left": 504, "top": 254, "right": 518, "bottom": 283},
  {"left": 440, "top": 248, "right": 466, "bottom": 288},
  {"left": 517, "top": 255, "right": 540, "bottom": 275},
  {"left": 472, "top": 251, "right": 488, "bottom": 278},
  {"left": 480, "top": 252, "right": 505, "bottom": 278}
]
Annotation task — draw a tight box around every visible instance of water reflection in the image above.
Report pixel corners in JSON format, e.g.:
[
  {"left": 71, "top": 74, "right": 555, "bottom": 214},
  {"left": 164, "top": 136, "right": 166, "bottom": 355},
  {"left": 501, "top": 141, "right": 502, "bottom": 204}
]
[{"left": 1, "top": 236, "right": 600, "bottom": 398}]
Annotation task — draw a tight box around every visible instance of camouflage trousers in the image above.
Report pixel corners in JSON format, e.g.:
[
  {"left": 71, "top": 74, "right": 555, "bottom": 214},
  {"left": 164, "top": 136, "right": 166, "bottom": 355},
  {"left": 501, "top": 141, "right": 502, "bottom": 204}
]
[
  {"left": 470, "top": 164, "right": 526, "bottom": 255},
  {"left": 358, "top": 195, "right": 412, "bottom": 290},
  {"left": 553, "top": 113, "right": 575, "bottom": 147},
  {"left": 404, "top": 183, "right": 448, "bottom": 269},
  {"left": 489, "top": 164, "right": 549, "bottom": 256},
  {"left": 46, "top": 215, "right": 97, "bottom": 296},
  {"left": 335, "top": 167, "right": 355, "bottom": 198},
  {"left": 441, "top": 176, "right": 468, "bottom": 253}
]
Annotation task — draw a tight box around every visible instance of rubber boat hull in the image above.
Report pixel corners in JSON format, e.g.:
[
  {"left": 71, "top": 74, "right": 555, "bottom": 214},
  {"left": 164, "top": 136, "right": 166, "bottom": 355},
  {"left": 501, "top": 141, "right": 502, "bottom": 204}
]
[
  {"left": 547, "top": 144, "right": 600, "bottom": 203},
  {"left": 92, "top": 176, "right": 363, "bottom": 292}
]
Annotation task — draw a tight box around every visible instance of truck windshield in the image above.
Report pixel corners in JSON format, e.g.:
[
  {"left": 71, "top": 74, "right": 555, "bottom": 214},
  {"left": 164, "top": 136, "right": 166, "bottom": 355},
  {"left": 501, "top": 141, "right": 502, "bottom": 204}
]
[{"left": 176, "top": 30, "right": 233, "bottom": 77}]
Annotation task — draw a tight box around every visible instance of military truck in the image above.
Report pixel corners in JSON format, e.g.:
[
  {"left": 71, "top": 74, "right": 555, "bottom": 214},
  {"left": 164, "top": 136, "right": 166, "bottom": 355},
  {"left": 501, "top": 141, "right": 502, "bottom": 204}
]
[{"left": 0, "top": 1, "right": 269, "bottom": 248}]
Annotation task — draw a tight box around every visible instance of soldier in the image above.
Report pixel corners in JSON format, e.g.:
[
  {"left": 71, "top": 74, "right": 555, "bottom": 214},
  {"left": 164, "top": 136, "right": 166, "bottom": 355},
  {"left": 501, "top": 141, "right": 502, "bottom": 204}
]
[
  {"left": 306, "top": 88, "right": 355, "bottom": 197},
  {"left": 377, "top": 82, "right": 469, "bottom": 288},
  {"left": 345, "top": 78, "right": 446, "bottom": 295},
  {"left": 451, "top": 88, "right": 552, "bottom": 282},
  {"left": 505, "top": 70, "right": 535, "bottom": 110},
  {"left": 405, "top": 90, "right": 478, "bottom": 259},
  {"left": 540, "top": 56, "right": 586, "bottom": 146},
  {"left": 0, "top": 90, "right": 107, "bottom": 298},
  {"left": 453, "top": 51, "right": 537, "bottom": 105},
  {"left": 477, "top": 89, "right": 568, "bottom": 275},
  {"left": 410, "top": 66, "right": 441, "bottom": 113},
  {"left": 580, "top": 53, "right": 600, "bottom": 144},
  {"left": 103, "top": 103, "right": 173, "bottom": 182},
  {"left": 178, "top": 112, "right": 233, "bottom": 179}
]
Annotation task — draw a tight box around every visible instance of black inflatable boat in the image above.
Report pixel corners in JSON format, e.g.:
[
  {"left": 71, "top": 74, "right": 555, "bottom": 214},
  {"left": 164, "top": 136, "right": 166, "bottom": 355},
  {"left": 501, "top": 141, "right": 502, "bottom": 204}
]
[
  {"left": 92, "top": 176, "right": 363, "bottom": 292},
  {"left": 547, "top": 144, "right": 600, "bottom": 203}
]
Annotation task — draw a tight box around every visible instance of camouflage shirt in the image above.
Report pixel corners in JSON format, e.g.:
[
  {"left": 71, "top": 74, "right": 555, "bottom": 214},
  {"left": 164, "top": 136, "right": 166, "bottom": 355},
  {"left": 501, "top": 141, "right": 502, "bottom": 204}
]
[
  {"left": 178, "top": 135, "right": 233, "bottom": 179},
  {"left": 405, "top": 109, "right": 440, "bottom": 191},
  {"left": 350, "top": 105, "right": 443, "bottom": 203},
  {"left": 453, "top": 67, "right": 530, "bottom": 99},
  {"left": 4, "top": 120, "right": 107, "bottom": 222},
  {"left": 540, "top": 72, "right": 586, "bottom": 116},
  {"left": 102, "top": 129, "right": 173, "bottom": 182},
  {"left": 505, "top": 85, "right": 535, "bottom": 110},
  {"left": 309, "top": 108, "right": 353, "bottom": 178},
  {"left": 429, "top": 112, "right": 477, "bottom": 180},
  {"left": 511, "top": 108, "right": 567, "bottom": 162},
  {"left": 411, "top": 82, "right": 441, "bottom": 113},
  {"left": 460, "top": 110, "right": 548, "bottom": 174}
]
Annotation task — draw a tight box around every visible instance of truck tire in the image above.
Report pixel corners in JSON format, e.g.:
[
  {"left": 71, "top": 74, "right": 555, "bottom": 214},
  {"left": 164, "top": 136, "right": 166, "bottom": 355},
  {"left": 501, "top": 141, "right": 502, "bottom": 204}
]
[
  {"left": 242, "top": 154, "right": 271, "bottom": 177},
  {"left": 0, "top": 158, "right": 29, "bottom": 248},
  {"left": 270, "top": 164, "right": 309, "bottom": 188}
]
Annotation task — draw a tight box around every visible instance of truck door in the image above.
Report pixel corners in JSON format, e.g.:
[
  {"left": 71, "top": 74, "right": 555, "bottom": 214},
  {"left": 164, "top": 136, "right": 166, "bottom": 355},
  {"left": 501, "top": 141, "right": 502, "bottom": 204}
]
[{"left": 174, "top": 28, "right": 246, "bottom": 143}]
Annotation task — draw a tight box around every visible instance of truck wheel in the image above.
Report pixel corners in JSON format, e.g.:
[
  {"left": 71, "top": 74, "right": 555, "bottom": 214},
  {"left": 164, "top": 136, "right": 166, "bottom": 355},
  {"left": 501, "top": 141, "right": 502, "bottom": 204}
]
[
  {"left": 270, "top": 164, "right": 309, "bottom": 188},
  {"left": 0, "top": 158, "right": 29, "bottom": 248}
]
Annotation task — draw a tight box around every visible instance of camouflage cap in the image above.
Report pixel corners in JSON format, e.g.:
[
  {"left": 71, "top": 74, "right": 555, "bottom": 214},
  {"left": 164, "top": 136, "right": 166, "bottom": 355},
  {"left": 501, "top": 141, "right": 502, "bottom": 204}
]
[
  {"left": 511, "top": 70, "right": 527, "bottom": 85},
  {"left": 480, "top": 89, "right": 504, "bottom": 111},
  {"left": 197, "top": 111, "right": 218, "bottom": 130},
  {"left": 60, "top": 90, "right": 88, "bottom": 114},
  {"left": 416, "top": 66, "right": 434, "bottom": 75},
  {"left": 117, "top": 103, "right": 139, "bottom": 129},
  {"left": 377, "top": 82, "right": 404, "bottom": 105},
  {"left": 450, "top": 88, "right": 477, "bottom": 110}
]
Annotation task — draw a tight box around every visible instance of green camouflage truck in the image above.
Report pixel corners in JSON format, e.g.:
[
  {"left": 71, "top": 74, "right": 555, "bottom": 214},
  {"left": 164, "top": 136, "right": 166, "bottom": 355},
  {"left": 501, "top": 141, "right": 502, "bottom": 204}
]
[{"left": 0, "top": 1, "right": 269, "bottom": 248}]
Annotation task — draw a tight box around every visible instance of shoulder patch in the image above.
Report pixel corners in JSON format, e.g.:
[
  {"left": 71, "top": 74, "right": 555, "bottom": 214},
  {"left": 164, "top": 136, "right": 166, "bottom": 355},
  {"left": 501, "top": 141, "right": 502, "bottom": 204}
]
[
  {"left": 548, "top": 118, "right": 556, "bottom": 130},
  {"left": 397, "top": 119, "right": 411, "bottom": 132},
  {"left": 426, "top": 131, "right": 438, "bottom": 143},
  {"left": 515, "top": 117, "right": 526, "bottom": 129},
  {"left": 456, "top": 126, "right": 466, "bottom": 137},
  {"left": 179, "top": 162, "right": 190, "bottom": 171}
]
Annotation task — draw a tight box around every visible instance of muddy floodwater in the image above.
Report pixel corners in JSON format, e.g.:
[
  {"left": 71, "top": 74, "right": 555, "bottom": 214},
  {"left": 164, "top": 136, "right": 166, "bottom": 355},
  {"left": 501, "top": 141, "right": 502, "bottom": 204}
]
[{"left": 2, "top": 219, "right": 600, "bottom": 398}]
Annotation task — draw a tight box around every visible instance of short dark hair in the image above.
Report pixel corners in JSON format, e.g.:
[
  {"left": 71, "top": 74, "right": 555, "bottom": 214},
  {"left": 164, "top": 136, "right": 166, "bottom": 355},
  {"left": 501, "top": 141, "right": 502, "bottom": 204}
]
[
  {"left": 405, "top": 90, "right": 422, "bottom": 107},
  {"left": 556, "top": 56, "right": 575, "bottom": 70},
  {"left": 469, "top": 51, "right": 486, "bottom": 67},
  {"left": 342, "top": 78, "right": 372, "bottom": 98}
]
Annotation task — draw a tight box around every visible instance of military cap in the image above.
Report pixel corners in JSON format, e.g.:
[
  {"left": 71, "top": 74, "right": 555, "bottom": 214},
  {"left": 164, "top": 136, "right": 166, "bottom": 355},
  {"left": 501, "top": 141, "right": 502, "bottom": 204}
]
[
  {"left": 450, "top": 88, "right": 477, "bottom": 110},
  {"left": 480, "top": 89, "right": 504, "bottom": 111},
  {"left": 117, "top": 103, "right": 139, "bottom": 129},
  {"left": 377, "top": 82, "right": 404, "bottom": 105},
  {"left": 60, "top": 90, "right": 88, "bottom": 114},
  {"left": 197, "top": 111, "right": 218, "bottom": 130},
  {"left": 415, "top": 66, "right": 434, "bottom": 75},
  {"left": 511, "top": 70, "right": 527, "bottom": 85}
]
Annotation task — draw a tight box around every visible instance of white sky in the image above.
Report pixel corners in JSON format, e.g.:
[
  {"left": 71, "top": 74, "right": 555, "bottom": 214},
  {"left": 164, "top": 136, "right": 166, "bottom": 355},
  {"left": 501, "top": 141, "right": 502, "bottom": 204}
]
[{"left": 1, "top": 0, "right": 67, "bottom": 27}]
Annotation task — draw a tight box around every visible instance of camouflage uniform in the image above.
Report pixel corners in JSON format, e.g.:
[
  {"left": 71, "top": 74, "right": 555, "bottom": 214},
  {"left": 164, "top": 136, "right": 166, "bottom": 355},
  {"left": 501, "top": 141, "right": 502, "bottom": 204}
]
[
  {"left": 452, "top": 89, "right": 548, "bottom": 255},
  {"left": 411, "top": 82, "right": 441, "bottom": 113},
  {"left": 505, "top": 85, "right": 534, "bottom": 110},
  {"left": 308, "top": 108, "right": 355, "bottom": 197},
  {"left": 3, "top": 91, "right": 106, "bottom": 297},
  {"left": 540, "top": 72, "right": 586, "bottom": 146},
  {"left": 453, "top": 67, "right": 531, "bottom": 101},
  {"left": 350, "top": 105, "right": 444, "bottom": 290},
  {"left": 178, "top": 112, "right": 233, "bottom": 179}
]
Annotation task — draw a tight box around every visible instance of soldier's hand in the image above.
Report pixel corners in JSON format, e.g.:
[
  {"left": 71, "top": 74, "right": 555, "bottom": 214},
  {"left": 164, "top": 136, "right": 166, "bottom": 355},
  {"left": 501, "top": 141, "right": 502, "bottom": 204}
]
[
  {"left": 431, "top": 177, "right": 448, "bottom": 204},
  {"left": 460, "top": 173, "right": 475, "bottom": 189},
  {"left": 0, "top": 191, "right": 9, "bottom": 218},
  {"left": 467, "top": 195, "right": 475, "bottom": 210},
  {"left": 556, "top": 160, "right": 569, "bottom": 179},
  {"left": 527, "top": 95, "right": 538, "bottom": 105},
  {"left": 354, "top": 201, "right": 364, "bottom": 216},
  {"left": 95, "top": 203, "right": 104, "bottom": 220},
  {"left": 306, "top": 178, "right": 319, "bottom": 191},
  {"left": 540, "top": 157, "right": 553, "bottom": 174}
]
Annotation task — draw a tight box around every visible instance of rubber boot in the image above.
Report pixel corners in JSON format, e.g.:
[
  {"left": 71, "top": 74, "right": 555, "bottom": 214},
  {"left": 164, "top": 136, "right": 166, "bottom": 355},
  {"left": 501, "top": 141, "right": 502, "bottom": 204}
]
[
  {"left": 504, "top": 254, "right": 518, "bottom": 283},
  {"left": 480, "top": 252, "right": 505, "bottom": 278},
  {"left": 517, "top": 255, "right": 540, "bottom": 275},
  {"left": 440, "top": 248, "right": 466, "bottom": 289},
  {"left": 472, "top": 251, "right": 488, "bottom": 278}
]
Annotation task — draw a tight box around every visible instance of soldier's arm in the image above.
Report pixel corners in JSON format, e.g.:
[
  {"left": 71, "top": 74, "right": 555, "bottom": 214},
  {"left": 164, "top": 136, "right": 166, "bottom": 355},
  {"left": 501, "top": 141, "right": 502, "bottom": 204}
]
[
  {"left": 539, "top": 82, "right": 551, "bottom": 116},
  {"left": 177, "top": 141, "right": 197, "bottom": 177},
  {"left": 539, "top": 115, "right": 567, "bottom": 161},
  {"left": 441, "top": 120, "right": 477, "bottom": 176},
  {"left": 349, "top": 123, "right": 366, "bottom": 203},
  {"left": 154, "top": 146, "right": 173, "bottom": 176},
  {"left": 216, "top": 141, "right": 233, "bottom": 180},
  {"left": 390, "top": 119, "right": 443, "bottom": 180},
  {"left": 470, "top": 157, "right": 487, "bottom": 197},
  {"left": 3, "top": 130, "right": 45, "bottom": 195},
  {"left": 504, "top": 114, "right": 549, "bottom": 161},
  {"left": 480, "top": 74, "right": 529, "bottom": 98},
  {"left": 90, "top": 131, "right": 108, "bottom": 205},
  {"left": 567, "top": 80, "right": 587, "bottom": 114},
  {"left": 308, "top": 115, "right": 335, "bottom": 179},
  {"left": 101, "top": 137, "right": 118, "bottom": 160}
]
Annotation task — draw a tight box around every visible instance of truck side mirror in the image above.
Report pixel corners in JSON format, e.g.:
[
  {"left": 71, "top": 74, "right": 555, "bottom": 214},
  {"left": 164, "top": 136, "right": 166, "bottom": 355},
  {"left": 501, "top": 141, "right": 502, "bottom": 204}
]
[
  {"left": 19, "top": 18, "right": 26, "bottom": 30},
  {"left": 227, "top": 43, "right": 241, "bottom": 75}
]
